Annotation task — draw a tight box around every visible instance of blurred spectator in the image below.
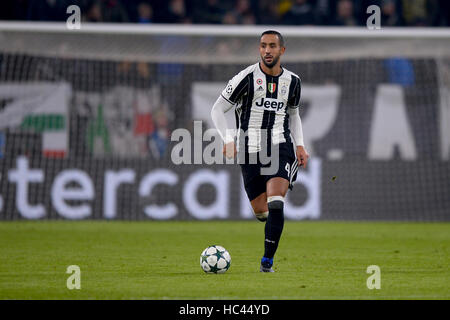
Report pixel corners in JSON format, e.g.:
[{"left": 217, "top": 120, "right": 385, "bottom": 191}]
[
  {"left": 1, "top": 0, "right": 449, "bottom": 26},
  {"left": 149, "top": 108, "right": 170, "bottom": 159},
  {"left": 103, "top": 0, "right": 130, "bottom": 22},
  {"left": 278, "top": 0, "right": 294, "bottom": 17},
  {"left": 85, "top": 0, "right": 130, "bottom": 23},
  {"left": 381, "top": 0, "right": 403, "bottom": 26},
  {"left": 223, "top": 0, "right": 256, "bottom": 25},
  {"left": 330, "top": 0, "right": 357, "bottom": 26},
  {"left": 165, "top": 0, "right": 191, "bottom": 24},
  {"left": 137, "top": 2, "right": 153, "bottom": 23},
  {"left": 401, "top": 0, "right": 427, "bottom": 26},
  {"left": 85, "top": 2, "right": 103, "bottom": 22},
  {"left": 384, "top": 57, "right": 415, "bottom": 87},
  {"left": 257, "top": 0, "right": 281, "bottom": 25},
  {"left": 428, "top": 0, "right": 450, "bottom": 26},
  {"left": 315, "top": 0, "right": 336, "bottom": 25},
  {"left": 281, "top": 0, "right": 317, "bottom": 25},
  {"left": 193, "top": 0, "right": 226, "bottom": 24}
]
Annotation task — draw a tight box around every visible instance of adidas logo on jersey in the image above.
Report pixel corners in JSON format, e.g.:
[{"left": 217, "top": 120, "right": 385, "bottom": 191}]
[
  {"left": 255, "top": 97, "right": 285, "bottom": 111},
  {"left": 257, "top": 86, "right": 264, "bottom": 91}
]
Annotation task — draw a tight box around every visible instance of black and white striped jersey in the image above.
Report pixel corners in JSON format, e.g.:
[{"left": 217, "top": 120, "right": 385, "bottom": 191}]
[{"left": 221, "top": 62, "right": 301, "bottom": 153}]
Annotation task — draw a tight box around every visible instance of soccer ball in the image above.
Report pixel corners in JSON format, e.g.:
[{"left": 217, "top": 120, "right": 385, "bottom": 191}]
[{"left": 200, "top": 245, "right": 231, "bottom": 274}]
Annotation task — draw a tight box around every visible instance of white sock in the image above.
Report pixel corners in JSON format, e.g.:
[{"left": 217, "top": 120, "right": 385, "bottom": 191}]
[
  {"left": 267, "top": 196, "right": 285, "bottom": 203},
  {"left": 255, "top": 211, "right": 268, "bottom": 220}
]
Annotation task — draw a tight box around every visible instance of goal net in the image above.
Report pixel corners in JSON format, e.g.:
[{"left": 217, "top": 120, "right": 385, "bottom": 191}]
[{"left": 0, "top": 23, "right": 449, "bottom": 221}]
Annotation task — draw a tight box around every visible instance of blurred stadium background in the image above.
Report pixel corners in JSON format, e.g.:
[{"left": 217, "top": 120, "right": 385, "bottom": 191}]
[
  {"left": 0, "top": 0, "right": 449, "bottom": 222},
  {"left": 2, "top": 0, "right": 450, "bottom": 27}
]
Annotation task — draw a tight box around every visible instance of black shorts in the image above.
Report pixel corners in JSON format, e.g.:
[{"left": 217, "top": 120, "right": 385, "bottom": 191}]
[{"left": 240, "top": 142, "right": 299, "bottom": 202}]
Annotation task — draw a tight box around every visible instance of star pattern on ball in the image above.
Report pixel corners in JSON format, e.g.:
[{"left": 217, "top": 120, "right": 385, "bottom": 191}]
[
  {"left": 200, "top": 245, "right": 231, "bottom": 274},
  {"left": 209, "top": 263, "right": 220, "bottom": 273}
]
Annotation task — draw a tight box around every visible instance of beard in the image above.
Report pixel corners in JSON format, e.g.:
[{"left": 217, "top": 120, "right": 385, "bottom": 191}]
[{"left": 261, "top": 55, "right": 280, "bottom": 69}]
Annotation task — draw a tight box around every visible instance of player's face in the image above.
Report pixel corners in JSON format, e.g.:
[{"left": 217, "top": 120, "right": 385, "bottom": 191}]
[{"left": 259, "top": 34, "right": 285, "bottom": 69}]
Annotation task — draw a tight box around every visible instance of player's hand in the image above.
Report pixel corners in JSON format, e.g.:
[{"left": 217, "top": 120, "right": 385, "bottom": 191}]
[
  {"left": 223, "top": 141, "right": 237, "bottom": 159},
  {"left": 296, "top": 146, "right": 309, "bottom": 168}
]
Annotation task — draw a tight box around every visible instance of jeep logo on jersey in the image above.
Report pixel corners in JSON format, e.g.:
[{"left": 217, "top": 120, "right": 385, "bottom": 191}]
[
  {"left": 255, "top": 98, "right": 285, "bottom": 111},
  {"left": 268, "top": 83, "right": 276, "bottom": 93}
]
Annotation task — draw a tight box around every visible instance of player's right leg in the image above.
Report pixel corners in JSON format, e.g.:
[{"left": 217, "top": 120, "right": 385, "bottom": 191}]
[{"left": 240, "top": 160, "right": 268, "bottom": 222}]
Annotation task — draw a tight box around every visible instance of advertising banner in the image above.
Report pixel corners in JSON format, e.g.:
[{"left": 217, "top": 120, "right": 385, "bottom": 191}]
[{"left": 0, "top": 56, "right": 448, "bottom": 220}]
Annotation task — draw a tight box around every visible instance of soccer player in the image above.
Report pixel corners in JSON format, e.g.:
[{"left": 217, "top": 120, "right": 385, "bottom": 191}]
[{"left": 211, "top": 30, "right": 309, "bottom": 272}]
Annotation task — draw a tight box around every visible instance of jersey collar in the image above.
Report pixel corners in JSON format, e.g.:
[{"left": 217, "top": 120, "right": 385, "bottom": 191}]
[{"left": 258, "top": 62, "right": 284, "bottom": 78}]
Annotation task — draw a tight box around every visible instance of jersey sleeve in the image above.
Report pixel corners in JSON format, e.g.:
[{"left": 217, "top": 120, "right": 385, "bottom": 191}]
[
  {"left": 287, "top": 76, "right": 301, "bottom": 109},
  {"left": 221, "top": 69, "right": 250, "bottom": 105}
]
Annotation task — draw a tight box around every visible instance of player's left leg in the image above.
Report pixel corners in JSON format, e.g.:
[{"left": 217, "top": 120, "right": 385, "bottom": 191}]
[
  {"left": 250, "top": 192, "right": 269, "bottom": 222},
  {"left": 260, "top": 177, "right": 289, "bottom": 272}
]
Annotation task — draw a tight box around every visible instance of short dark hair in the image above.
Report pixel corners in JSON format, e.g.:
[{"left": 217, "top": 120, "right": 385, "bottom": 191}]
[{"left": 260, "top": 30, "right": 285, "bottom": 47}]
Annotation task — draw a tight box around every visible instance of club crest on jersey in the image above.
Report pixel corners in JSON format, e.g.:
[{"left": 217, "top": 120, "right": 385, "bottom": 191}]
[{"left": 268, "top": 83, "right": 276, "bottom": 93}]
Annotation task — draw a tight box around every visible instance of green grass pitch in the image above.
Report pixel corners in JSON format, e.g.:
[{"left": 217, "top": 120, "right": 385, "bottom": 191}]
[{"left": 0, "top": 221, "right": 448, "bottom": 300}]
